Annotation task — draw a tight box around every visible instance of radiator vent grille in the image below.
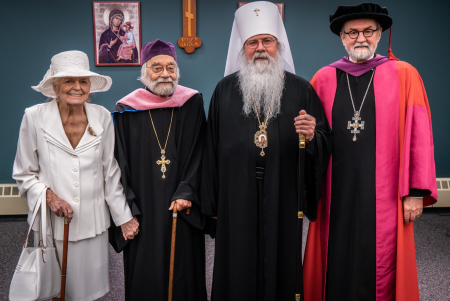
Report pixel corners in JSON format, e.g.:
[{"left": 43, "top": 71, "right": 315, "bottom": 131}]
[
  {"left": 440, "top": 179, "right": 449, "bottom": 190},
  {"left": 0, "top": 184, "right": 21, "bottom": 197}
]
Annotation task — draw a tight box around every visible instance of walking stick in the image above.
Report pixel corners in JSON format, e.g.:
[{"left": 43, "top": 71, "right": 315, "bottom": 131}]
[
  {"left": 168, "top": 204, "right": 178, "bottom": 301},
  {"left": 168, "top": 202, "right": 190, "bottom": 301},
  {"left": 55, "top": 217, "right": 69, "bottom": 301},
  {"left": 295, "top": 111, "right": 307, "bottom": 301}
]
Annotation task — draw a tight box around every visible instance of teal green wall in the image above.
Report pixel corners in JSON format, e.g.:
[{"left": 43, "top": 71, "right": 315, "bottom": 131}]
[{"left": 2, "top": 0, "right": 449, "bottom": 182}]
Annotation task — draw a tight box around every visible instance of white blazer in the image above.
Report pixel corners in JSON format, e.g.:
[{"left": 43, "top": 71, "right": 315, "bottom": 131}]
[{"left": 13, "top": 100, "right": 132, "bottom": 242}]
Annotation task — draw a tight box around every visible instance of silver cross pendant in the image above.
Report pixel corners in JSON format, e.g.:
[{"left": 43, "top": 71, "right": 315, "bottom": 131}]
[{"left": 347, "top": 112, "right": 365, "bottom": 141}]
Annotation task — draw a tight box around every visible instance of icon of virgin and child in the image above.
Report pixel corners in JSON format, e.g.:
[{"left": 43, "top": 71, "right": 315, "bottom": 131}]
[{"left": 98, "top": 8, "right": 139, "bottom": 64}]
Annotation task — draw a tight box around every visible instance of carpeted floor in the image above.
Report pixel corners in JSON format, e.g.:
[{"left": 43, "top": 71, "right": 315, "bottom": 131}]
[{"left": 1, "top": 208, "right": 449, "bottom": 300}]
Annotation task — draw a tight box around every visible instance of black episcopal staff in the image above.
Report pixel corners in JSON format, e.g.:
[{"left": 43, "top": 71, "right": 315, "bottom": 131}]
[
  {"left": 200, "top": 2, "right": 332, "bottom": 301},
  {"left": 109, "top": 39, "right": 208, "bottom": 301}
]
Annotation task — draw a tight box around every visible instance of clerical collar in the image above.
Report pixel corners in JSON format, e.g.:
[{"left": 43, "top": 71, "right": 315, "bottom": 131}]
[{"left": 144, "top": 86, "right": 174, "bottom": 97}]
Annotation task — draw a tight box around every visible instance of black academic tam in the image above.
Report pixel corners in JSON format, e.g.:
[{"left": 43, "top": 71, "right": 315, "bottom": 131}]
[{"left": 329, "top": 2, "right": 393, "bottom": 36}]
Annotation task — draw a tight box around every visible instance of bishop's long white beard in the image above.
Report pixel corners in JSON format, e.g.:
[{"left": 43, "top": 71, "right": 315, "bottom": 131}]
[{"left": 238, "top": 50, "right": 285, "bottom": 121}]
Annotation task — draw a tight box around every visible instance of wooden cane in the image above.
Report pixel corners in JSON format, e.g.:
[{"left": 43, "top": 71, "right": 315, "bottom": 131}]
[
  {"left": 168, "top": 204, "right": 178, "bottom": 301},
  {"left": 59, "top": 217, "right": 69, "bottom": 301}
]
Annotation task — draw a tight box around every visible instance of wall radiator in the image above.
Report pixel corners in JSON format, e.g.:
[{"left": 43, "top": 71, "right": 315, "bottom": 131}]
[
  {"left": 1, "top": 179, "right": 450, "bottom": 215},
  {"left": 0, "top": 184, "right": 29, "bottom": 215}
]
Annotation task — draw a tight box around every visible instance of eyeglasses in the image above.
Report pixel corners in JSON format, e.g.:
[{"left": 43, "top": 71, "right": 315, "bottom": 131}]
[
  {"left": 149, "top": 65, "right": 177, "bottom": 74},
  {"left": 245, "top": 38, "right": 276, "bottom": 49},
  {"left": 344, "top": 28, "right": 380, "bottom": 39}
]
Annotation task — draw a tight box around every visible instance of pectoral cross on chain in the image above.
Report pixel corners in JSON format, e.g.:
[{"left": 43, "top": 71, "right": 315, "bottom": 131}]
[
  {"left": 254, "top": 7, "right": 260, "bottom": 16},
  {"left": 156, "top": 151, "right": 171, "bottom": 179},
  {"left": 347, "top": 111, "right": 365, "bottom": 141}
]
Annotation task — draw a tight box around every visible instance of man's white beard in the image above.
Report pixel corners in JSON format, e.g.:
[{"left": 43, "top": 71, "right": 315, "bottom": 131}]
[
  {"left": 238, "top": 50, "right": 285, "bottom": 121},
  {"left": 140, "top": 70, "right": 179, "bottom": 96},
  {"left": 345, "top": 41, "right": 377, "bottom": 62}
]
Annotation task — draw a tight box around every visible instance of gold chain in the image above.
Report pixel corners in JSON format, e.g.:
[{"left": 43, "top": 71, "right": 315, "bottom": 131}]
[
  {"left": 148, "top": 108, "right": 174, "bottom": 152},
  {"left": 252, "top": 94, "right": 271, "bottom": 127}
]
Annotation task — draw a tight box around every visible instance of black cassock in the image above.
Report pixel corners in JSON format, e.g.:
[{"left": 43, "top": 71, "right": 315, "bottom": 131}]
[
  {"left": 98, "top": 28, "right": 139, "bottom": 64},
  {"left": 109, "top": 93, "right": 208, "bottom": 301},
  {"left": 201, "top": 72, "right": 332, "bottom": 301}
]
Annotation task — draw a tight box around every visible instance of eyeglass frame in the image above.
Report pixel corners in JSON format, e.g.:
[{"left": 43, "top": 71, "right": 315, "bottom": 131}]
[
  {"left": 147, "top": 63, "right": 178, "bottom": 74},
  {"left": 245, "top": 37, "right": 277, "bottom": 49},
  {"left": 343, "top": 28, "right": 380, "bottom": 39}
]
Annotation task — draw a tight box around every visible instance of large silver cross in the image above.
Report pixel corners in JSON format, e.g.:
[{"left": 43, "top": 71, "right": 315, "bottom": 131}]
[
  {"left": 347, "top": 112, "right": 365, "bottom": 141},
  {"left": 254, "top": 7, "right": 260, "bottom": 16}
]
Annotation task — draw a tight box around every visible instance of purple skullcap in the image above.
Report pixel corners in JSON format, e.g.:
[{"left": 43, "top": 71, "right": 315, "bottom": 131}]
[{"left": 141, "top": 39, "right": 177, "bottom": 65}]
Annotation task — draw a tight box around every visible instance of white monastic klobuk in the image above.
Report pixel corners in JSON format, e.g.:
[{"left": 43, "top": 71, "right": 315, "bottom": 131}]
[{"left": 224, "top": 1, "right": 295, "bottom": 76}]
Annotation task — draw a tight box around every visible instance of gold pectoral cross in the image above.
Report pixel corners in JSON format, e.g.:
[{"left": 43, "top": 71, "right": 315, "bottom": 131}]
[{"left": 156, "top": 151, "right": 170, "bottom": 179}]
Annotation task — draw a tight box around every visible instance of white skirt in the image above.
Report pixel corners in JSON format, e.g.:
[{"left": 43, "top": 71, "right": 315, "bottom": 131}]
[{"left": 34, "top": 230, "right": 110, "bottom": 301}]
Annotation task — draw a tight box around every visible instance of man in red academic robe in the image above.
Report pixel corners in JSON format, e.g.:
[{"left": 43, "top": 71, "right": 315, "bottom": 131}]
[{"left": 302, "top": 3, "right": 437, "bottom": 301}]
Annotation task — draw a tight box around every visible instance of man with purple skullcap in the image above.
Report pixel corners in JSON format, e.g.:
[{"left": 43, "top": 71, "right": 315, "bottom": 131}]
[{"left": 109, "top": 39, "right": 208, "bottom": 301}]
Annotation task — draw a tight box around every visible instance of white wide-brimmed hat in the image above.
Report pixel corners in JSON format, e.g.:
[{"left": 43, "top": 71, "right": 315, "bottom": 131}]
[{"left": 32, "top": 50, "right": 112, "bottom": 98}]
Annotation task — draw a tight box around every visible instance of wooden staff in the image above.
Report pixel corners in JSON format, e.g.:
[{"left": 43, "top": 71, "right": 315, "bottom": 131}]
[
  {"left": 295, "top": 111, "right": 307, "bottom": 301},
  {"left": 168, "top": 202, "right": 190, "bottom": 301},
  {"left": 168, "top": 204, "right": 178, "bottom": 301},
  {"left": 59, "top": 217, "right": 70, "bottom": 301}
]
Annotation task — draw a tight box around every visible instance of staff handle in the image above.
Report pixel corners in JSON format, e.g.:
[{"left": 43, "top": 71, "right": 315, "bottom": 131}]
[{"left": 168, "top": 204, "right": 178, "bottom": 301}]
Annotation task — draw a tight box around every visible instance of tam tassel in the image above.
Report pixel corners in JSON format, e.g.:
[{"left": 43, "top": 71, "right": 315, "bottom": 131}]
[{"left": 388, "top": 27, "right": 399, "bottom": 61}]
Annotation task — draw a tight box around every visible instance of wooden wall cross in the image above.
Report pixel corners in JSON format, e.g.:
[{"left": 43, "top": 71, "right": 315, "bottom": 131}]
[{"left": 178, "top": 0, "right": 202, "bottom": 53}]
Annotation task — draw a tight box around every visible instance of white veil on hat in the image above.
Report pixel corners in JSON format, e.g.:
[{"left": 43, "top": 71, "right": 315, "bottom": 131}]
[{"left": 224, "top": 1, "right": 295, "bottom": 76}]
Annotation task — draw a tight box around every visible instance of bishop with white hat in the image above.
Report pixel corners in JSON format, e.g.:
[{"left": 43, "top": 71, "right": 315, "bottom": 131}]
[{"left": 201, "top": 2, "right": 332, "bottom": 300}]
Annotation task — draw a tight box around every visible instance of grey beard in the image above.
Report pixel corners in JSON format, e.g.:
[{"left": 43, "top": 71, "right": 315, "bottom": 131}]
[
  {"left": 238, "top": 50, "right": 285, "bottom": 121},
  {"left": 346, "top": 41, "right": 377, "bottom": 62},
  {"left": 139, "top": 68, "right": 180, "bottom": 96}
]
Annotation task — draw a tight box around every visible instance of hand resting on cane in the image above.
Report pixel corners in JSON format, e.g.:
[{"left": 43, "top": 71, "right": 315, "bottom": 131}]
[
  {"left": 169, "top": 199, "right": 192, "bottom": 211},
  {"left": 46, "top": 189, "right": 73, "bottom": 222}
]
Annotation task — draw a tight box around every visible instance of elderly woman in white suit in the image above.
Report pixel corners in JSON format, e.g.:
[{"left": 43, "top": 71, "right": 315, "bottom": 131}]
[{"left": 13, "top": 50, "right": 139, "bottom": 301}]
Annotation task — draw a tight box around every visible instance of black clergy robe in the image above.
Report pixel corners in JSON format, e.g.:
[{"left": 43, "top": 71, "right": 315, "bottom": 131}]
[
  {"left": 201, "top": 72, "right": 332, "bottom": 301},
  {"left": 326, "top": 69, "right": 377, "bottom": 300},
  {"left": 109, "top": 93, "right": 208, "bottom": 301}
]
